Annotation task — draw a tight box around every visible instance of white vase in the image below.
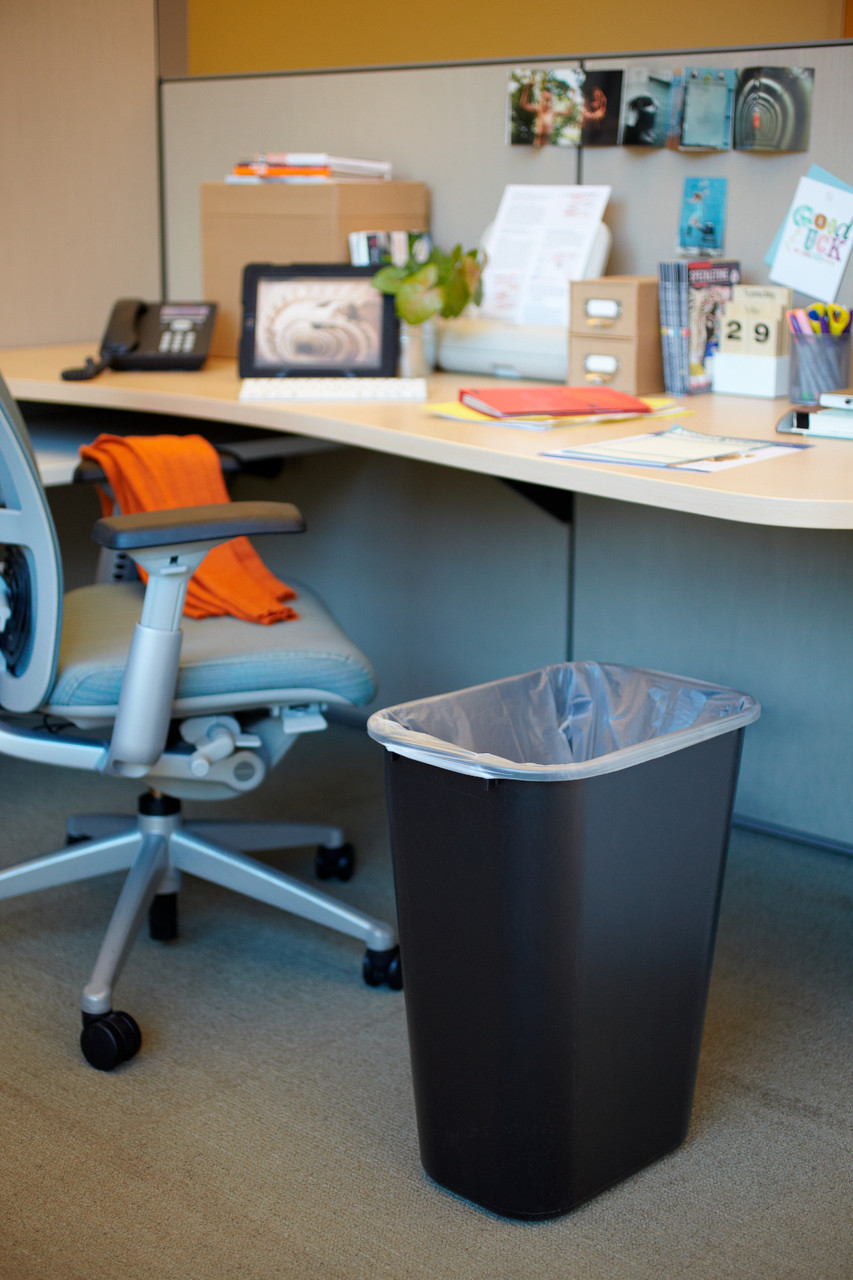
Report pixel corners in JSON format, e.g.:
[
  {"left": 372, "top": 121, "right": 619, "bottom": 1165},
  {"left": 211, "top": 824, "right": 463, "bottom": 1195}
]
[{"left": 399, "top": 319, "right": 437, "bottom": 378}]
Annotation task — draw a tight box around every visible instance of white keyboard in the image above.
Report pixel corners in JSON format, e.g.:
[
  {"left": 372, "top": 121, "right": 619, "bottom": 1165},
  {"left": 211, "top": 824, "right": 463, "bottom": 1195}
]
[{"left": 239, "top": 377, "right": 428, "bottom": 403}]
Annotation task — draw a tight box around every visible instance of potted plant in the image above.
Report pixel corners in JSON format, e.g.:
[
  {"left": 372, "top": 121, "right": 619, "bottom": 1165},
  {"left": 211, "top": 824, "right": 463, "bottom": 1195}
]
[{"left": 372, "top": 241, "right": 486, "bottom": 375}]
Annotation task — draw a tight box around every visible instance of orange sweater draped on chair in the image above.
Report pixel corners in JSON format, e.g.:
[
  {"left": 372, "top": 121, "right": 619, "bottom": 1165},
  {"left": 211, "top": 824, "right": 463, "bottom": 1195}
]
[{"left": 79, "top": 433, "right": 298, "bottom": 623}]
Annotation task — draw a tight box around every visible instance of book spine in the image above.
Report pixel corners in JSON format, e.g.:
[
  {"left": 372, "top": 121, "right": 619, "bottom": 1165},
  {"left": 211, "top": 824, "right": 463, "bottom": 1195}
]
[
  {"left": 658, "top": 265, "right": 674, "bottom": 395},
  {"left": 658, "top": 261, "right": 688, "bottom": 396},
  {"left": 232, "top": 164, "right": 332, "bottom": 177},
  {"left": 254, "top": 153, "right": 393, "bottom": 177}
]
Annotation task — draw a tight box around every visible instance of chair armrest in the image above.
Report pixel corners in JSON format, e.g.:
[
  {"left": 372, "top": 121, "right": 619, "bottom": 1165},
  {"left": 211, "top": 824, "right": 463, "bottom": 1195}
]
[
  {"left": 92, "top": 500, "right": 305, "bottom": 551},
  {"left": 74, "top": 454, "right": 240, "bottom": 484}
]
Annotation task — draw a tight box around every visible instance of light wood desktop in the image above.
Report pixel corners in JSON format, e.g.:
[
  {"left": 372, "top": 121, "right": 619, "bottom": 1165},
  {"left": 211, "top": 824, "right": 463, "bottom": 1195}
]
[{"left": 2, "top": 343, "right": 853, "bottom": 530}]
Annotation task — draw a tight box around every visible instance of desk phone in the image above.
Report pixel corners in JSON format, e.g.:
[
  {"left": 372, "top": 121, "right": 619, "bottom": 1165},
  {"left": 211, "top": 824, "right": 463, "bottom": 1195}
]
[{"left": 62, "top": 298, "right": 217, "bottom": 381}]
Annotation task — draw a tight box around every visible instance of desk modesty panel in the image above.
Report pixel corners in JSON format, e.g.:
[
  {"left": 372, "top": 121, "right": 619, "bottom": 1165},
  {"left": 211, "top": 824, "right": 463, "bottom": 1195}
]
[{"left": 3, "top": 343, "right": 853, "bottom": 531}]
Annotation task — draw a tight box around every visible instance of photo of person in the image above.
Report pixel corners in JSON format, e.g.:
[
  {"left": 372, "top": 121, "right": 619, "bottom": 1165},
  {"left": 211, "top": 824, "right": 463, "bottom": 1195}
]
[
  {"left": 507, "top": 69, "right": 584, "bottom": 148},
  {"left": 579, "top": 70, "right": 624, "bottom": 147},
  {"left": 618, "top": 67, "right": 677, "bottom": 147}
]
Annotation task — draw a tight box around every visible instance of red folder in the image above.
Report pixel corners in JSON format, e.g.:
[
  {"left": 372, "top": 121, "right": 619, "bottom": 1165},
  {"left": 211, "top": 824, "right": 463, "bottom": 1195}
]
[{"left": 459, "top": 385, "right": 652, "bottom": 419}]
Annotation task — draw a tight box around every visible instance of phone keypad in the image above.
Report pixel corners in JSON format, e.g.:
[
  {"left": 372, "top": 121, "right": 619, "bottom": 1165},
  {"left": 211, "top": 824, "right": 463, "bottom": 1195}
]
[{"left": 159, "top": 327, "right": 198, "bottom": 353}]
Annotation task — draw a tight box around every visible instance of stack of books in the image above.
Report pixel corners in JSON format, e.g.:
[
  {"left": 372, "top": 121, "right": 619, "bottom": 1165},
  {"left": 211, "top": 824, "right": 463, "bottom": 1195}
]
[
  {"left": 658, "top": 258, "right": 740, "bottom": 394},
  {"left": 225, "top": 153, "right": 393, "bottom": 183}
]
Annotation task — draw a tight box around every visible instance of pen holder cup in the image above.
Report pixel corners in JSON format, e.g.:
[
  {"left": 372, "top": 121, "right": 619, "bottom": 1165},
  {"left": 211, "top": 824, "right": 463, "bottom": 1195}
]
[{"left": 789, "top": 332, "right": 851, "bottom": 405}]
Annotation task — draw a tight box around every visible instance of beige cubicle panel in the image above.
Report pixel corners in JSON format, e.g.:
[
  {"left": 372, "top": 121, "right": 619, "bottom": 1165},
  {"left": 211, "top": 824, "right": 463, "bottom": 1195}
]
[
  {"left": 161, "top": 44, "right": 853, "bottom": 306},
  {"left": 0, "top": 0, "right": 161, "bottom": 348}
]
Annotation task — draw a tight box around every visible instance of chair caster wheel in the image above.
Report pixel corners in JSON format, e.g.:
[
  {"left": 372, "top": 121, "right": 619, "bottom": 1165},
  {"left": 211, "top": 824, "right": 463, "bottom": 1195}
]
[
  {"left": 80, "top": 1011, "right": 142, "bottom": 1071},
  {"left": 363, "top": 945, "right": 403, "bottom": 990},
  {"left": 315, "top": 842, "right": 355, "bottom": 882}
]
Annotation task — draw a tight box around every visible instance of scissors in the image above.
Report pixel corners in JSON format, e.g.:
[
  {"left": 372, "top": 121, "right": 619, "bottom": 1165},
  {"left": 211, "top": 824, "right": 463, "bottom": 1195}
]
[
  {"left": 826, "top": 304, "right": 851, "bottom": 335},
  {"left": 805, "top": 303, "right": 829, "bottom": 334}
]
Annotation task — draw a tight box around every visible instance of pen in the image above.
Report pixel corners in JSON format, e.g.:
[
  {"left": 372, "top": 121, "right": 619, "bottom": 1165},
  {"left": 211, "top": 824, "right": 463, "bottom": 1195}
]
[{"left": 668, "top": 451, "right": 753, "bottom": 467}]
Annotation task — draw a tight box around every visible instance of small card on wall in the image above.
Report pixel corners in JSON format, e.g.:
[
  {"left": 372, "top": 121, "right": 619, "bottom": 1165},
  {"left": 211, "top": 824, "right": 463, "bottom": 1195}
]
[
  {"left": 678, "top": 177, "right": 727, "bottom": 256},
  {"left": 768, "top": 174, "right": 853, "bottom": 302}
]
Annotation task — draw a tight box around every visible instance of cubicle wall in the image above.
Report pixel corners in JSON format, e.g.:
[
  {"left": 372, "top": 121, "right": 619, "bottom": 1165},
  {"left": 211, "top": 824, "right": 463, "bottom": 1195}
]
[
  {"left": 0, "top": 0, "right": 161, "bottom": 347},
  {"left": 162, "top": 42, "right": 853, "bottom": 303},
  {"left": 161, "top": 45, "right": 853, "bottom": 848}
]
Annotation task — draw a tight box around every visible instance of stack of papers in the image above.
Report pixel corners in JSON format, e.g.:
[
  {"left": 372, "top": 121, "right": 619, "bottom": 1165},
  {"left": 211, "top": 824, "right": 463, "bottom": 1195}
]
[
  {"left": 428, "top": 395, "right": 680, "bottom": 431},
  {"left": 542, "top": 424, "right": 807, "bottom": 470}
]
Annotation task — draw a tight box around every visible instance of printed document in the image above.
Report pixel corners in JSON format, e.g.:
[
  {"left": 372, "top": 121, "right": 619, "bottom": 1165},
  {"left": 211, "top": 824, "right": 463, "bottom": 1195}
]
[{"left": 480, "top": 185, "right": 610, "bottom": 327}]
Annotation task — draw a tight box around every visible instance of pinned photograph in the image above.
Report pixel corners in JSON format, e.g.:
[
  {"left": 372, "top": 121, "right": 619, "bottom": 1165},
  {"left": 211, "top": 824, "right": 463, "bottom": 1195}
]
[
  {"left": 619, "top": 67, "right": 677, "bottom": 147},
  {"left": 679, "top": 68, "right": 736, "bottom": 150},
  {"left": 733, "top": 67, "right": 814, "bottom": 152},
  {"left": 580, "top": 70, "right": 624, "bottom": 147},
  {"left": 679, "top": 177, "right": 728, "bottom": 255},
  {"left": 508, "top": 69, "right": 585, "bottom": 148}
]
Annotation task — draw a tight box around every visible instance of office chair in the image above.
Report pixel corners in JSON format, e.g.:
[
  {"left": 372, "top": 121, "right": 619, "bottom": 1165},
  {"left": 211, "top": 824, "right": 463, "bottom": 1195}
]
[{"left": 0, "top": 373, "right": 401, "bottom": 1071}]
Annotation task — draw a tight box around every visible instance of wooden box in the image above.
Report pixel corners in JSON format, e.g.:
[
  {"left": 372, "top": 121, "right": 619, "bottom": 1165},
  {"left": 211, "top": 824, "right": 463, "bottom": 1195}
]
[
  {"left": 569, "top": 276, "right": 664, "bottom": 395},
  {"left": 201, "top": 181, "right": 431, "bottom": 358}
]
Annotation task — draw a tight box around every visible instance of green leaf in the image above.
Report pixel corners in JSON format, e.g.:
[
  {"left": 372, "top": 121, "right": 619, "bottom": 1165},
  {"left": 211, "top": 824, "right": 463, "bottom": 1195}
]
[
  {"left": 395, "top": 276, "right": 444, "bottom": 324},
  {"left": 372, "top": 265, "right": 405, "bottom": 295},
  {"left": 372, "top": 243, "right": 485, "bottom": 319},
  {"left": 440, "top": 267, "right": 468, "bottom": 318}
]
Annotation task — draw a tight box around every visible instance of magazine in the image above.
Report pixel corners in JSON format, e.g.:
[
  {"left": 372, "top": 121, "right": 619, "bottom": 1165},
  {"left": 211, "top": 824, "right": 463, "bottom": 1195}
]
[
  {"left": 686, "top": 259, "right": 740, "bottom": 392},
  {"left": 658, "top": 259, "right": 740, "bottom": 394}
]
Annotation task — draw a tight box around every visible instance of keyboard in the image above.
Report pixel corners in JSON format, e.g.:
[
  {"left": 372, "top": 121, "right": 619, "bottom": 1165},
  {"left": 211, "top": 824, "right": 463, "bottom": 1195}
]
[{"left": 239, "top": 377, "right": 428, "bottom": 403}]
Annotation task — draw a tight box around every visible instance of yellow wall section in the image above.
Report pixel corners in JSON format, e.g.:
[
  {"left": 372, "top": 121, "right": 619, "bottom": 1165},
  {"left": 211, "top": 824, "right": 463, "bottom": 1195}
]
[{"left": 187, "top": 0, "right": 845, "bottom": 75}]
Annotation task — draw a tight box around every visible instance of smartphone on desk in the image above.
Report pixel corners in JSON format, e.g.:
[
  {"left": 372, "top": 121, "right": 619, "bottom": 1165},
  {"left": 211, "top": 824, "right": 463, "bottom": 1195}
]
[
  {"left": 776, "top": 406, "right": 853, "bottom": 440},
  {"left": 62, "top": 299, "right": 217, "bottom": 381}
]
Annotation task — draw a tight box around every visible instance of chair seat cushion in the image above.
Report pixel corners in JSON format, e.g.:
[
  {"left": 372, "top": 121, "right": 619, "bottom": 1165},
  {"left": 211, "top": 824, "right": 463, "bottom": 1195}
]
[{"left": 46, "top": 580, "right": 377, "bottom": 714}]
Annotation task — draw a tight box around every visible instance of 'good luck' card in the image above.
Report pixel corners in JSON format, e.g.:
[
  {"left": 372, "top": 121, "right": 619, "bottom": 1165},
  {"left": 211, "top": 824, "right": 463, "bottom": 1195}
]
[{"left": 769, "top": 174, "right": 853, "bottom": 301}]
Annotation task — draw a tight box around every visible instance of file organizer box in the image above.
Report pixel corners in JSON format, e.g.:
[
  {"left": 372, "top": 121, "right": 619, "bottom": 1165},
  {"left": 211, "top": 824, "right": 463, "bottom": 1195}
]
[
  {"left": 569, "top": 276, "right": 664, "bottom": 395},
  {"left": 368, "top": 663, "right": 759, "bottom": 1220},
  {"left": 200, "top": 181, "right": 430, "bottom": 358}
]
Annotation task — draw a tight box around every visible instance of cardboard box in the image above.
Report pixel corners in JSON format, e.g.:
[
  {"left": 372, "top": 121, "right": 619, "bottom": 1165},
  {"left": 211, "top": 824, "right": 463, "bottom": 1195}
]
[
  {"left": 569, "top": 275, "right": 664, "bottom": 395},
  {"left": 201, "top": 181, "right": 431, "bottom": 358}
]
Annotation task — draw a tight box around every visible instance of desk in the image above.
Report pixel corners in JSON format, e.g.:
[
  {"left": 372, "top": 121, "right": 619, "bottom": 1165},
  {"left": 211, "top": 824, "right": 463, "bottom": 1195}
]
[
  {"left": 2, "top": 342, "right": 852, "bottom": 849},
  {"left": 4, "top": 343, "right": 853, "bottom": 526}
]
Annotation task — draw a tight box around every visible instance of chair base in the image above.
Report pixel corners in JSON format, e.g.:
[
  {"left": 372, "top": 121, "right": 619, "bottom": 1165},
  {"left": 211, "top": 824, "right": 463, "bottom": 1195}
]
[{"left": 0, "top": 791, "right": 401, "bottom": 1069}]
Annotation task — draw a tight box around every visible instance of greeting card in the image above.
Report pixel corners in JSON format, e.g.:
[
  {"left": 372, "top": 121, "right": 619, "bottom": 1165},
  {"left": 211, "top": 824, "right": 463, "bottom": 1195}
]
[{"left": 768, "top": 174, "right": 853, "bottom": 302}]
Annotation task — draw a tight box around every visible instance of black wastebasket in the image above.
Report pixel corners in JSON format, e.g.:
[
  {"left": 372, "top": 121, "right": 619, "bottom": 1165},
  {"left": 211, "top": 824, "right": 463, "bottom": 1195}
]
[{"left": 368, "top": 662, "right": 760, "bottom": 1220}]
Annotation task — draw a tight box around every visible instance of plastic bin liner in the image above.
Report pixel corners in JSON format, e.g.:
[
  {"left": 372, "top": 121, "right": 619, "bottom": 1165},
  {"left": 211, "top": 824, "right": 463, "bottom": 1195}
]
[{"left": 367, "top": 661, "right": 760, "bottom": 781}]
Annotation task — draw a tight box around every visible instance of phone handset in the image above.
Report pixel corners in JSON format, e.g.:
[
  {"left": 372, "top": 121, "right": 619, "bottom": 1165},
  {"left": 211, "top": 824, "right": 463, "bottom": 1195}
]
[{"left": 62, "top": 298, "right": 147, "bottom": 381}]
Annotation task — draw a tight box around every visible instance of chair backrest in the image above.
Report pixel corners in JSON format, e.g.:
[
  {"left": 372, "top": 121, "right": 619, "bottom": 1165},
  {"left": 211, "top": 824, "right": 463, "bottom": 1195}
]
[{"left": 0, "top": 373, "right": 63, "bottom": 712}]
